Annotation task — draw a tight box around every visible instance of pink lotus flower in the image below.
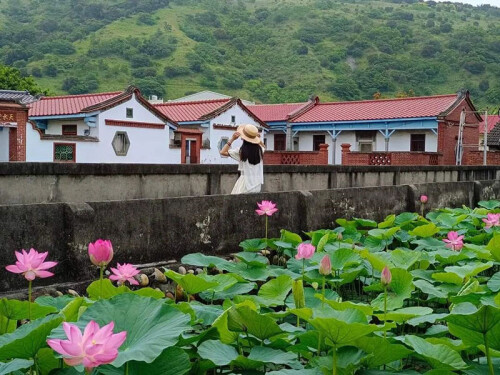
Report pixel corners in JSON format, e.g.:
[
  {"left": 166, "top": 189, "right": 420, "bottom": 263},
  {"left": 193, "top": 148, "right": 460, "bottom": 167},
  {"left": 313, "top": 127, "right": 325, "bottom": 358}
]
[
  {"left": 88, "top": 240, "right": 113, "bottom": 267},
  {"left": 381, "top": 265, "right": 392, "bottom": 286},
  {"left": 319, "top": 255, "right": 331, "bottom": 276},
  {"left": 443, "top": 231, "right": 464, "bottom": 251},
  {"left": 337, "top": 232, "right": 343, "bottom": 241},
  {"left": 5, "top": 249, "right": 57, "bottom": 281},
  {"left": 255, "top": 200, "right": 278, "bottom": 216},
  {"left": 295, "top": 243, "right": 315, "bottom": 260},
  {"left": 109, "top": 263, "right": 139, "bottom": 285},
  {"left": 47, "top": 321, "right": 126, "bottom": 370},
  {"left": 483, "top": 213, "right": 500, "bottom": 229},
  {"left": 420, "top": 195, "right": 428, "bottom": 204}
]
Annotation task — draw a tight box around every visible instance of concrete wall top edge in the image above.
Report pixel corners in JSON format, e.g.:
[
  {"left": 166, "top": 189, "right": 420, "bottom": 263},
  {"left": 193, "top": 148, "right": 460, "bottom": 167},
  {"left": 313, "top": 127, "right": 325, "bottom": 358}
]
[{"left": 1, "top": 162, "right": 500, "bottom": 176}]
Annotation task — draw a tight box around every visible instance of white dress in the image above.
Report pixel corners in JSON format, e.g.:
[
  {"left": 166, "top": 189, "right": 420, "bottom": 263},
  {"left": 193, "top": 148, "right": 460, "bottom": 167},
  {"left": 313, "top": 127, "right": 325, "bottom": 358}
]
[{"left": 228, "top": 148, "right": 264, "bottom": 194}]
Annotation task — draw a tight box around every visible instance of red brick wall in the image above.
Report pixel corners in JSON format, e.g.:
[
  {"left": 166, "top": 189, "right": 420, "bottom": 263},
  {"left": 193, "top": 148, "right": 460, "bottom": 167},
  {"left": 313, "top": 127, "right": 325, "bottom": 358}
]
[
  {"left": 438, "top": 121, "right": 478, "bottom": 165},
  {"left": 3, "top": 106, "right": 28, "bottom": 162},
  {"left": 264, "top": 144, "right": 328, "bottom": 165},
  {"left": 465, "top": 151, "right": 500, "bottom": 165},
  {"left": 341, "top": 143, "right": 440, "bottom": 166}
]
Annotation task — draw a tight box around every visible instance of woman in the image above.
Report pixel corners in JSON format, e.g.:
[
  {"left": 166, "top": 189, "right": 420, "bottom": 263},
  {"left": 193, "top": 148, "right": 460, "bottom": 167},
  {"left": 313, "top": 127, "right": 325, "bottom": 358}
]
[{"left": 220, "top": 124, "right": 265, "bottom": 194}]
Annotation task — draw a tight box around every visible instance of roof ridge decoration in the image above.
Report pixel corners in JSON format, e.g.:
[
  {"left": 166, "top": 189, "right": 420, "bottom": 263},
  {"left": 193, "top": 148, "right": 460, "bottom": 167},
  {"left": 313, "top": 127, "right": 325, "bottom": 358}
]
[
  {"left": 198, "top": 97, "right": 268, "bottom": 129},
  {"left": 438, "top": 90, "right": 483, "bottom": 122},
  {"left": 315, "top": 93, "right": 458, "bottom": 107},
  {"left": 287, "top": 96, "right": 319, "bottom": 121},
  {"left": 38, "top": 91, "right": 123, "bottom": 101}
]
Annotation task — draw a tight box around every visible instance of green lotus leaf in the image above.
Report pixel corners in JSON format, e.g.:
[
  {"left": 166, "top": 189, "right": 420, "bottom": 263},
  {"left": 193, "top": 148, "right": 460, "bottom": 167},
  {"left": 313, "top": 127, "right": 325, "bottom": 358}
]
[
  {"left": 478, "top": 200, "right": 500, "bottom": 209},
  {"left": 318, "top": 296, "right": 373, "bottom": 315},
  {"left": 395, "top": 212, "right": 419, "bottom": 226},
  {"left": 445, "top": 303, "right": 500, "bottom": 351},
  {"left": 413, "top": 279, "right": 449, "bottom": 299},
  {"left": 0, "top": 298, "right": 57, "bottom": 321},
  {"left": 200, "top": 281, "right": 256, "bottom": 301},
  {"left": 229, "top": 355, "right": 264, "bottom": 370},
  {"left": 308, "top": 316, "right": 380, "bottom": 346},
  {"left": 368, "top": 226, "right": 400, "bottom": 239},
  {"left": 267, "top": 370, "right": 321, "bottom": 375},
  {"left": 0, "top": 314, "right": 63, "bottom": 360},
  {"left": 234, "top": 251, "right": 268, "bottom": 267},
  {"left": 409, "top": 223, "right": 439, "bottom": 238},
  {"left": 354, "top": 218, "right": 378, "bottom": 228},
  {"left": 35, "top": 295, "right": 75, "bottom": 311},
  {"left": 317, "top": 232, "right": 337, "bottom": 252},
  {"left": 285, "top": 288, "right": 339, "bottom": 309},
  {"left": 198, "top": 339, "right": 238, "bottom": 366},
  {"left": 255, "top": 275, "right": 292, "bottom": 307},
  {"left": 247, "top": 346, "right": 298, "bottom": 365},
  {"left": 404, "top": 335, "right": 468, "bottom": 370},
  {"left": 86, "top": 279, "right": 129, "bottom": 300},
  {"left": 355, "top": 336, "right": 412, "bottom": 368},
  {"left": 358, "top": 250, "right": 386, "bottom": 271},
  {"left": 371, "top": 268, "right": 414, "bottom": 311},
  {"left": 327, "top": 248, "right": 361, "bottom": 270},
  {"left": 181, "top": 252, "right": 231, "bottom": 269},
  {"left": 49, "top": 293, "right": 191, "bottom": 367},
  {"left": 407, "top": 313, "right": 449, "bottom": 326},
  {"left": 239, "top": 238, "right": 267, "bottom": 252},
  {"left": 486, "top": 234, "right": 500, "bottom": 262},
  {"left": 165, "top": 270, "right": 218, "bottom": 295},
  {"left": 376, "top": 307, "right": 433, "bottom": 323},
  {"left": 387, "top": 249, "right": 422, "bottom": 270},
  {"left": 227, "top": 305, "right": 283, "bottom": 340},
  {"left": 279, "top": 230, "right": 303, "bottom": 246},
  {"left": 190, "top": 302, "right": 224, "bottom": 325},
  {"left": 378, "top": 214, "right": 396, "bottom": 229},
  {"left": 0, "top": 359, "right": 34, "bottom": 375}
]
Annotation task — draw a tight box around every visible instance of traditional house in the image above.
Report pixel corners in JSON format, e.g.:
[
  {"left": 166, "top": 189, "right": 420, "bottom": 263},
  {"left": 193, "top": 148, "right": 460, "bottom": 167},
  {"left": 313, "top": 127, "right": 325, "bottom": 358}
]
[
  {"left": 251, "top": 91, "right": 482, "bottom": 165},
  {"left": 154, "top": 98, "right": 267, "bottom": 164},
  {"left": 26, "top": 86, "right": 179, "bottom": 163},
  {"left": 169, "top": 90, "right": 255, "bottom": 106}
]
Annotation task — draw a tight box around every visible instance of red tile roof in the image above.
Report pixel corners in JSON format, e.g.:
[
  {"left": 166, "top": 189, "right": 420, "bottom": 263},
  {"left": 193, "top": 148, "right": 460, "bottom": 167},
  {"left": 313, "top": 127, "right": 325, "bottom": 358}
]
[
  {"left": 247, "top": 103, "right": 308, "bottom": 122},
  {"left": 29, "top": 91, "right": 122, "bottom": 117},
  {"left": 479, "top": 115, "right": 500, "bottom": 134},
  {"left": 154, "top": 99, "right": 231, "bottom": 122},
  {"left": 291, "top": 94, "right": 459, "bottom": 123}
]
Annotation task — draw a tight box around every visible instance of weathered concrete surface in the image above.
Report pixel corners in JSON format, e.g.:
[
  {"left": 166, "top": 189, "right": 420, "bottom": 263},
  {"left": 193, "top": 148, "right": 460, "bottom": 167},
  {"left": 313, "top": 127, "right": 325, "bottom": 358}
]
[
  {"left": 1, "top": 179, "right": 499, "bottom": 292},
  {"left": 2, "top": 163, "right": 500, "bottom": 204}
]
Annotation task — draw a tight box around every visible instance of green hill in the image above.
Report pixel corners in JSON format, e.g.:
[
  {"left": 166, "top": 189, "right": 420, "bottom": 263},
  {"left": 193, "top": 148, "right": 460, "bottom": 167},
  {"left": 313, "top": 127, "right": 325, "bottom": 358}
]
[{"left": 1, "top": 0, "right": 499, "bottom": 108}]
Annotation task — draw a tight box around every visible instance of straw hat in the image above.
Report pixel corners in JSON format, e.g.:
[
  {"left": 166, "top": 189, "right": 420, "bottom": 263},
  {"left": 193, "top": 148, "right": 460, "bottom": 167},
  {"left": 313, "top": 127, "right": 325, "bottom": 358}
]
[{"left": 237, "top": 124, "right": 261, "bottom": 144}]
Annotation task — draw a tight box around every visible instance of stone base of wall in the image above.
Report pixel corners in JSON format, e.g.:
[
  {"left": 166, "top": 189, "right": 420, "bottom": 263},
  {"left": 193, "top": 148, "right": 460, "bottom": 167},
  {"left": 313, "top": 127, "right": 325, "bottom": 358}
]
[{"left": 1, "top": 179, "right": 498, "bottom": 292}]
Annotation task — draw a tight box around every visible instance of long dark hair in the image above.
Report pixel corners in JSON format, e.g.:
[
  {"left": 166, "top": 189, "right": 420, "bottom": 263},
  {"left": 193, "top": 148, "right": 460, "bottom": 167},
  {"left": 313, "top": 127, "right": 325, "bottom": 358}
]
[{"left": 240, "top": 140, "right": 262, "bottom": 165}]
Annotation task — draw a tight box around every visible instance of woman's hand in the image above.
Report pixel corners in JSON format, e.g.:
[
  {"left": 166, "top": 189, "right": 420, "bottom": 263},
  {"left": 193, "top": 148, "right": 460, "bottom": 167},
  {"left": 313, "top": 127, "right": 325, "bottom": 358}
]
[{"left": 231, "top": 132, "right": 241, "bottom": 141}]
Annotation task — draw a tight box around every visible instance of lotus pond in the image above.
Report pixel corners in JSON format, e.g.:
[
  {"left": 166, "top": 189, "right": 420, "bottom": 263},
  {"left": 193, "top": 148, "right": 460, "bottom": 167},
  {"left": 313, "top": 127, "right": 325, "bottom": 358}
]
[{"left": 1, "top": 199, "right": 500, "bottom": 375}]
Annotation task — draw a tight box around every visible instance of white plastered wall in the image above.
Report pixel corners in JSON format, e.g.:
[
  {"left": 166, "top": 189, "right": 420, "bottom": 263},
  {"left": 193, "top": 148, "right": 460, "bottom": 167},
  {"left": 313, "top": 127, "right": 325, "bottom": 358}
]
[{"left": 0, "top": 128, "right": 9, "bottom": 161}]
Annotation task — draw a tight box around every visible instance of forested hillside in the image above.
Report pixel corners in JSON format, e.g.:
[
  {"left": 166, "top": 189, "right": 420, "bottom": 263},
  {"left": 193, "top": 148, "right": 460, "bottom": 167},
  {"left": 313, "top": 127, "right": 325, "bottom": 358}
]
[{"left": 0, "top": 0, "right": 499, "bottom": 108}]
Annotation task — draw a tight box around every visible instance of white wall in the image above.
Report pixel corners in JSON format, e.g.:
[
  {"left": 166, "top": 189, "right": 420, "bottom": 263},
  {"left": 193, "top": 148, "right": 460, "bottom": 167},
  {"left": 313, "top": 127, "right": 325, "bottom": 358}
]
[
  {"left": 27, "top": 93, "right": 180, "bottom": 164},
  {"left": 201, "top": 104, "right": 260, "bottom": 164},
  {"left": 0, "top": 128, "right": 9, "bottom": 161}
]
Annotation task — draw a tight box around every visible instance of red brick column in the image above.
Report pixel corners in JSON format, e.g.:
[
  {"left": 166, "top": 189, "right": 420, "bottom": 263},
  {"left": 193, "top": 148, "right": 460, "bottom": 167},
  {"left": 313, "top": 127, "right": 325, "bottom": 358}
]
[
  {"left": 7, "top": 108, "right": 28, "bottom": 161},
  {"left": 319, "top": 143, "right": 329, "bottom": 164},
  {"left": 340, "top": 143, "right": 351, "bottom": 165}
]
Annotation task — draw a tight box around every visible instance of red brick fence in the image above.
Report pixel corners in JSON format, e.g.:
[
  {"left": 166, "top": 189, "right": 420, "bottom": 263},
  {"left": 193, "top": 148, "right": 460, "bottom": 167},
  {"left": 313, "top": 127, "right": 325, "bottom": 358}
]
[
  {"left": 264, "top": 144, "right": 329, "bottom": 165},
  {"left": 341, "top": 143, "right": 440, "bottom": 166}
]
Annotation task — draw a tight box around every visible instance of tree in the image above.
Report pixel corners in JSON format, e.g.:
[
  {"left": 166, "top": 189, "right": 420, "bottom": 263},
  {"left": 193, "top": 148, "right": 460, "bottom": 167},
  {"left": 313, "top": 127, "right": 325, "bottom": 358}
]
[
  {"left": 329, "top": 76, "right": 360, "bottom": 101},
  {"left": 133, "top": 78, "right": 165, "bottom": 98},
  {"left": 463, "top": 60, "right": 486, "bottom": 75},
  {"left": 0, "top": 64, "right": 47, "bottom": 95}
]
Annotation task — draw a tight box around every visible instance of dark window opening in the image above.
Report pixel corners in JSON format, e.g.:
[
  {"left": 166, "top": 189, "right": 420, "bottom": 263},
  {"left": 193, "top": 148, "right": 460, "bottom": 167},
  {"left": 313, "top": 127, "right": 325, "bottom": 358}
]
[
  {"left": 410, "top": 134, "right": 426, "bottom": 152},
  {"left": 62, "top": 125, "right": 77, "bottom": 136},
  {"left": 313, "top": 134, "right": 326, "bottom": 151},
  {"left": 274, "top": 133, "right": 286, "bottom": 151},
  {"left": 126, "top": 108, "right": 133, "bottom": 118}
]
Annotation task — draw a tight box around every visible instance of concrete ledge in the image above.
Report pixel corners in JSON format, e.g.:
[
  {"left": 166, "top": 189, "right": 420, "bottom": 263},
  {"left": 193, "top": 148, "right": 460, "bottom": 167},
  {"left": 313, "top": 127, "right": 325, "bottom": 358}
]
[{"left": 1, "top": 179, "right": 499, "bottom": 292}]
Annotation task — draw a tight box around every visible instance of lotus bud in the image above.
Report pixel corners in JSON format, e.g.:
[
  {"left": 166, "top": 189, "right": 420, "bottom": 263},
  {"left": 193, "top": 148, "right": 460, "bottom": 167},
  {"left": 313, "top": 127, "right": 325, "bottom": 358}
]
[
  {"left": 88, "top": 239, "right": 113, "bottom": 267},
  {"left": 311, "top": 282, "right": 319, "bottom": 290},
  {"left": 337, "top": 232, "right": 343, "bottom": 241},
  {"left": 295, "top": 243, "right": 316, "bottom": 260},
  {"left": 319, "top": 255, "right": 332, "bottom": 276},
  {"left": 381, "top": 266, "right": 392, "bottom": 287},
  {"left": 420, "top": 195, "right": 428, "bottom": 204},
  {"left": 292, "top": 279, "right": 305, "bottom": 309}
]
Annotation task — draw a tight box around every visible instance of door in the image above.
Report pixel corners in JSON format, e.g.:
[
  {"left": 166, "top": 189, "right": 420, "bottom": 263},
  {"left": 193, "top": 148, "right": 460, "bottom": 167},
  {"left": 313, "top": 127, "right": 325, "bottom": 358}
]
[{"left": 185, "top": 139, "right": 198, "bottom": 164}]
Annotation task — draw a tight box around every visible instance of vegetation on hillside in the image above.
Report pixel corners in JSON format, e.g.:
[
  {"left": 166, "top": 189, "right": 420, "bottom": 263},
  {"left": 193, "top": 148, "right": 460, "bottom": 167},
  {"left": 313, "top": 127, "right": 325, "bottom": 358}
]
[{"left": 0, "top": 0, "right": 499, "bottom": 109}]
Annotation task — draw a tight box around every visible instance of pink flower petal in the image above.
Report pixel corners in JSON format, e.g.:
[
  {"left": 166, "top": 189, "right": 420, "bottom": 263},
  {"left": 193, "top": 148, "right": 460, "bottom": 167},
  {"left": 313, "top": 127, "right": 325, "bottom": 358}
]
[{"left": 5, "top": 265, "right": 23, "bottom": 274}]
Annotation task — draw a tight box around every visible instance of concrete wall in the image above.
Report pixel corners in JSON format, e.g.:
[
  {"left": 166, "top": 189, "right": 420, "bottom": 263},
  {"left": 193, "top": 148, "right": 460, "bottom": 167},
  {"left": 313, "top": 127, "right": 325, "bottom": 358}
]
[
  {"left": 1, "top": 179, "right": 499, "bottom": 292},
  {"left": 1, "top": 163, "right": 500, "bottom": 205}
]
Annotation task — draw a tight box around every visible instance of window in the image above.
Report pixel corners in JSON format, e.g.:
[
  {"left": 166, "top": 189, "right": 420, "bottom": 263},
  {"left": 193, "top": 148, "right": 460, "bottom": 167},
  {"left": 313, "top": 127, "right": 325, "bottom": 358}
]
[
  {"left": 62, "top": 125, "right": 77, "bottom": 136},
  {"left": 218, "top": 137, "right": 229, "bottom": 151},
  {"left": 356, "top": 131, "right": 376, "bottom": 152},
  {"left": 54, "top": 143, "right": 75, "bottom": 162},
  {"left": 293, "top": 137, "right": 299, "bottom": 151},
  {"left": 313, "top": 134, "right": 326, "bottom": 151},
  {"left": 231, "top": 115, "right": 236, "bottom": 124},
  {"left": 274, "top": 133, "right": 286, "bottom": 150},
  {"left": 126, "top": 108, "right": 133, "bottom": 118},
  {"left": 112, "top": 131, "right": 130, "bottom": 156},
  {"left": 410, "top": 134, "right": 426, "bottom": 152}
]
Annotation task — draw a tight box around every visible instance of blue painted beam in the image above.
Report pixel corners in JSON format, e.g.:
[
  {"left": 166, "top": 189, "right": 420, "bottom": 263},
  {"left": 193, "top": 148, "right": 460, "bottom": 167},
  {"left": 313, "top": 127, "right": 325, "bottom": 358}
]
[
  {"left": 29, "top": 112, "right": 100, "bottom": 121},
  {"left": 291, "top": 118, "right": 438, "bottom": 132}
]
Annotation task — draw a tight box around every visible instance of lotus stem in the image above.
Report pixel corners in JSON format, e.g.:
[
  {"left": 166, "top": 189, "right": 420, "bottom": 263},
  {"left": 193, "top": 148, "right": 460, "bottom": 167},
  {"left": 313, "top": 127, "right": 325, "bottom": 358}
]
[
  {"left": 383, "top": 286, "right": 388, "bottom": 340},
  {"left": 317, "top": 331, "right": 322, "bottom": 357},
  {"left": 332, "top": 345, "right": 337, "bottom": 375},
  {"left": 125, "top": 362, "right": 129, "bottom": 375},
  {"left": 28, "top": 280, "right": 32, "bottom": 321},
  {"left": 265, "top": 216, "right": 268, "bottom": 240},
  {"left": 99, "top": 265, "right": 104, "bottom": 299},
  {"left": 484, "top": 333, "right": 494, "bottom": 375},
  {"left": 302, "top": 259, "right": 305, "bottom": 280},
  {"left": 321, "top": 276, "right": 326, "bottom": 309}
]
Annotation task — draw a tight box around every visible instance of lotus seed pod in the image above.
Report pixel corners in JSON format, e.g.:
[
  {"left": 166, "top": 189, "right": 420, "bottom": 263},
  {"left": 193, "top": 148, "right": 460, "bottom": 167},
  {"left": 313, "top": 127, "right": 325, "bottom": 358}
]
[{"left": 311, "top": 282, "right": 319, "bottom": 290}]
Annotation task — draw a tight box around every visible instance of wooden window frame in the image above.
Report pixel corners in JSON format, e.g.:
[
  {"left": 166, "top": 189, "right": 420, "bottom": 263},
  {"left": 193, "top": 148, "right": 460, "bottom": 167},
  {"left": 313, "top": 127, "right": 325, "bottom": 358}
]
[
  {"left": 53, "top": 143, "right": 76, "bottom": 163},
  {"left": 313, "top": 134, "right": 326, "bottom": 151},
  {"left": 62, "top": 124, "right": 77, "bottom": 136},
  {"left": 410, "top": 134, "right": 426, "bottom": 152},
  {"left": 274, "top": 133, "right": 286, "bottom": 151}
]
